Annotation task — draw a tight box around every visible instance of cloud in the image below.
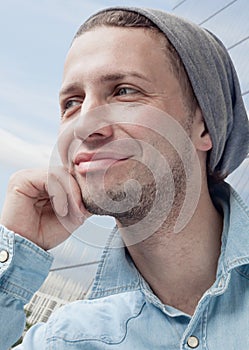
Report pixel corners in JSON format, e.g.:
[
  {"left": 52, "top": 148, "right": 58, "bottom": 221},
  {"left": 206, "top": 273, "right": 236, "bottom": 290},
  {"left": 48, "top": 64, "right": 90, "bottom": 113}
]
[
  {"left": 0, "top": 71, "right": 59, "bottom": 145},
  {"left": 0, "top": 111, "right": 57, "bottom": 147},
  {"left": 5, "top": 0, "right": 106, "bottom": 26},
  {"left": 0, "top": 128, "right": 51, "bottom": 168},
  {"left": 0, "top": 75, "right": 59, "bottom": 124}
]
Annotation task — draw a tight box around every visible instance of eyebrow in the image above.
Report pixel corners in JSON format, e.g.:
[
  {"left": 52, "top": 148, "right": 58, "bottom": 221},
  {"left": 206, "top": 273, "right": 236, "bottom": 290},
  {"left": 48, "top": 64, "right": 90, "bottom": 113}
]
[
  {"left": 59, "top": 83, "right": 82, "bottom": 99},
  {"left": 99, "top": 71, "right": 151, "bottom": 84},
  {"left": 59, "top": 71, "right": 151, "bottom": 98}
]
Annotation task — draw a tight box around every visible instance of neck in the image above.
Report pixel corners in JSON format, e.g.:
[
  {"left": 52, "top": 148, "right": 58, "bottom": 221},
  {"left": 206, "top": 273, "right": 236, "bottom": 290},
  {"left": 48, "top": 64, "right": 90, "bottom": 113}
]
[{"left": 123, "top": 187, "right": 223, "bottom": 316}]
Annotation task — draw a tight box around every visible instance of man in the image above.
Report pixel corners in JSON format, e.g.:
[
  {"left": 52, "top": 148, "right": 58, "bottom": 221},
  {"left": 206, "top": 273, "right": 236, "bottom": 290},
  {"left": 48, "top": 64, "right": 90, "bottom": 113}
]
[{"left": 0, "top": 6, "right": 249, "bottom": 350}]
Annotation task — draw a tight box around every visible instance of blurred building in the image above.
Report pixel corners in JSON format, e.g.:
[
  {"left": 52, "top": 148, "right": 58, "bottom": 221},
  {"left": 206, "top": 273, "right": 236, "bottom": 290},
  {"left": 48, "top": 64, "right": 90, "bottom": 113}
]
[{"left": 25, "top": 272, "right": 93, "bottom": 324}]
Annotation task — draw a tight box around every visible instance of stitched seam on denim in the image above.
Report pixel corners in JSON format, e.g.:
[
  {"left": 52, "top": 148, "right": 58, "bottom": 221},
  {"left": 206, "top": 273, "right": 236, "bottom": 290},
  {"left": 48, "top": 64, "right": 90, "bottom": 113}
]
[
  {"left": 47, "top": 301, "right": 146, "bottom": 344},
  {"left": 89, "top": 227, "right": 140, "bottom": 299},
  {"left": 209, "top": 272, "right": 231, "bottom": 296},
  {"left": 230, "top": 187, "right": 249, "bottom": 216},
  {"left": 202, "top": 301, "right": 209, "bottom": 350},
  {"left": 180, "top": 291, "right": 213, "bottom": 348},
  {"left": 15, "top": 237, "right": 53, "bottom": 263},
  {"left": 0, "top": 280, "right": 33, "bottom": 303},
  {"left": 89, "top": 227, "right": 117, "bottom": 296},
  {"left": 0, "top": 227, "right": 14, "bottom": 275},
  {"left": 0, "top": 226, "right": 14, "bottom": 250},
  {"left": 234, "top": 266, "right": 249, "bottom": 280},
  {"left": 223, "top": 189, "right": 249, "bottom": 271},
  {"left": 91, "top": 284, "right": 141, "bottom": 298},
  {"left": 226, "top": 257, "right": 249, "bottom": 272}
]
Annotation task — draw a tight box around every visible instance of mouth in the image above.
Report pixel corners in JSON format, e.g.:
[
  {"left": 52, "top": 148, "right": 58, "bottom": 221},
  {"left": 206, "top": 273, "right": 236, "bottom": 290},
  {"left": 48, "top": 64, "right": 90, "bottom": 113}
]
[{"left": 73, "top": 152, "right": 131, "bottom": 174}]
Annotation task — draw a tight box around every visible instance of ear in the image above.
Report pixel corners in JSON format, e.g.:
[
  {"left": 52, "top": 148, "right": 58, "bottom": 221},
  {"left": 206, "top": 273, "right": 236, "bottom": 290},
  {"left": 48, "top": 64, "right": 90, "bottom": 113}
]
[{"left": 192, "top": 108, "right": 212, "bottom": 152}]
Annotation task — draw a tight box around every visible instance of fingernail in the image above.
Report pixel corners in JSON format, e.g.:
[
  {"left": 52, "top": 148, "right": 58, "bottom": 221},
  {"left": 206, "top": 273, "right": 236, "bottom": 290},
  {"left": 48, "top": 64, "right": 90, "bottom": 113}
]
[{"left": 61, "top": 203, "right": 68, "bottom": 216}]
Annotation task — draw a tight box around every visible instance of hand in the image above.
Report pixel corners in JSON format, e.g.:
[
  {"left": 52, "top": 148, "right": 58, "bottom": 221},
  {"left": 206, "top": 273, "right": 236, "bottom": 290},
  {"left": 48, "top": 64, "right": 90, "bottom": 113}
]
[{"left": 0, "top": 167, "right": 88, "bottom": 250}]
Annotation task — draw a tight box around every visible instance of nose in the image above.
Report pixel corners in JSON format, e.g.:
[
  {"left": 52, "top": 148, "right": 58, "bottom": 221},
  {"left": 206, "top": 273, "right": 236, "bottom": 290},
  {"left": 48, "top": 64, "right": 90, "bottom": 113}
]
[{"left": 73, "top": 96, "right": 114, "bottom": 144}]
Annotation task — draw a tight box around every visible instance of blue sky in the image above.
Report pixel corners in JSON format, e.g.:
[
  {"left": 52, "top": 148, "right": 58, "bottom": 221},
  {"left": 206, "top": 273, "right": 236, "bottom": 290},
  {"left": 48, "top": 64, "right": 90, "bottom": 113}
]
[
  {"left": 0, "top": 0, "right": 173, "bottom": 205},
  {"left": 0, "top": 0, "right": 248, "bottom": 285},
  {"left": 1, "top": 0, "right": 248, "bottom": 207},
  {"left": 0, "top": 0, "right": 173, "bottom": 284}
]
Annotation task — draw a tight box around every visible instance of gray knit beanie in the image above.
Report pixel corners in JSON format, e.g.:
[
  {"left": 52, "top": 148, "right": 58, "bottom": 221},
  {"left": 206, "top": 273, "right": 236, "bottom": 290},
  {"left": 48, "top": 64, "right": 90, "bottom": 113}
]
[{"left": 82, "top": 6, "right": 249, "bottom": 176}]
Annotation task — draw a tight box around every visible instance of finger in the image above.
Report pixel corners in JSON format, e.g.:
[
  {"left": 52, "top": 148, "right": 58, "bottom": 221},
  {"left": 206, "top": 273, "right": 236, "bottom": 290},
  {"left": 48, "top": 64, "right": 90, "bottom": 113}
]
[
  {"left": 66, "top": 172, "right": 89, "bottom": 218},
  {"left": 47, "top": 173, "right": 68, "bottom": 217},
  {"left": 47, "top": 167, "right": 87, "bottom": 219}
]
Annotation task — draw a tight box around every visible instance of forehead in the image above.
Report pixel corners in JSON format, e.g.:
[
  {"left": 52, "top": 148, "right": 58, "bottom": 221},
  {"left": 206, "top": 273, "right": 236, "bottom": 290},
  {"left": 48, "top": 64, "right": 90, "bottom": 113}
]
[{"left": 63, "top": 26, "right": 170, "bottom": 78}]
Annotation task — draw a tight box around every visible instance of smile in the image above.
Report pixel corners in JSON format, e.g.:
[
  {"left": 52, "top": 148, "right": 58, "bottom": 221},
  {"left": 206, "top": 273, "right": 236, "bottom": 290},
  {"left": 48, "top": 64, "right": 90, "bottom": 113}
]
[{"left": 73, "top": 152, "right": 131, "bottom": 174}]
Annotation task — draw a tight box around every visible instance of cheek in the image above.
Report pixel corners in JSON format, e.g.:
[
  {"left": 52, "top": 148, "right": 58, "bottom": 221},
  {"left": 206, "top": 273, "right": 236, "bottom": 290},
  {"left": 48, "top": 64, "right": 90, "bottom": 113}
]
[{"left": 57, "top": 123, "right": 76, "bottom": 168}]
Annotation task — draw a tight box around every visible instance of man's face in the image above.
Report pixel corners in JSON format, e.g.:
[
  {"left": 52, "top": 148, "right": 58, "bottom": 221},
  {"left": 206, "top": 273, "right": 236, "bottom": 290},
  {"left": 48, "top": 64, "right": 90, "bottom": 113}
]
[{"left": 58, "top": 26, "right": 197, "bottom": 228}]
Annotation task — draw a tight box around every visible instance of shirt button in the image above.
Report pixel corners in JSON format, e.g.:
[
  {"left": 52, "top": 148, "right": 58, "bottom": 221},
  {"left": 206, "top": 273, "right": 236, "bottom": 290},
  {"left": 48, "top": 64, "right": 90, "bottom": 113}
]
[
  {"left": 187, "top": 336, "right": 199, "bottom": 348},
  {"left": 0, "top": 250, "right": 9, "bottom": 263}
]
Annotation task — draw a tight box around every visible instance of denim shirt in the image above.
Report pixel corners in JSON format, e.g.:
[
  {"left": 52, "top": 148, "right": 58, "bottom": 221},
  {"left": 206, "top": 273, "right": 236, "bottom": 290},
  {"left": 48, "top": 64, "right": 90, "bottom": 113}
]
[{"left": 1, "top": 183, "right": 249, "bottom": 350}]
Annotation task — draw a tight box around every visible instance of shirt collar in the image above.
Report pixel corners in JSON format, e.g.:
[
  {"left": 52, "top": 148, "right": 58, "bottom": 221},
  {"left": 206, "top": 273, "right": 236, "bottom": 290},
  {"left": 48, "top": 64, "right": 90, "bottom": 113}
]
[
  {"left": 89, "top": 183, "right": 249, "bottom": 299},
  {"left": 216, "top": 182, "right": 249, "bottom": 275},
  {"left": 89, "top": 228, "right": 140, "bottom": 299}
]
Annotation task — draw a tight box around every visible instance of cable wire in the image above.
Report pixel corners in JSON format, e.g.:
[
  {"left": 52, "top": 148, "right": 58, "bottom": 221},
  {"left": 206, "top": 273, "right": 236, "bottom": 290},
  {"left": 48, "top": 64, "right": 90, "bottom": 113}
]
[
  {"left": 242, "top": 90, "right": 249, "bottom": 97},
  {"left": 227, "top": 35, "right": 249, "bottom": 50},
  {"left": 198, "top": 0, "right": 238, "bottom": 25},
  {"left": 172, "top": 0, "right": 188, "bottom": 10},
  {"left": 50, "top": 260, "right": 101, "bottom": 272}
]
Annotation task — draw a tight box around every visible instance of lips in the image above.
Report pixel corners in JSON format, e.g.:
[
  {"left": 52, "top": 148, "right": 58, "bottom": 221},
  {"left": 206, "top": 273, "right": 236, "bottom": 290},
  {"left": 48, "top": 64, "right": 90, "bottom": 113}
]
[
  {"left": 73, "top": 151, "right": 131, "bottom": 174},
  {"left": 74, "top": 151, "right": 131, "bottom": 164}
]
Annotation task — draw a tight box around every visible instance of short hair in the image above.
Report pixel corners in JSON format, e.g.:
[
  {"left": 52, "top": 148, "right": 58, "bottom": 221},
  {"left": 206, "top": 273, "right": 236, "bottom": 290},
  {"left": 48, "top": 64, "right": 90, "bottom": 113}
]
[{"left": 74, "top": 10, "right": 198, "bottom": 115}]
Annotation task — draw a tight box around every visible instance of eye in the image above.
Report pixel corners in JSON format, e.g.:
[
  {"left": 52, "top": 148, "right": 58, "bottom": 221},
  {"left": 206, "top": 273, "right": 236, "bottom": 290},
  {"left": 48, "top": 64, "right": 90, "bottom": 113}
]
[
  {"left": 65, "top": 99, "right": 81, "bottom": 110},
  {"left": 116, "top": 87, "right": 138, "bottom": 96},
  {"left": 61, "top": 99, "right": 82, "bottom": 119}
]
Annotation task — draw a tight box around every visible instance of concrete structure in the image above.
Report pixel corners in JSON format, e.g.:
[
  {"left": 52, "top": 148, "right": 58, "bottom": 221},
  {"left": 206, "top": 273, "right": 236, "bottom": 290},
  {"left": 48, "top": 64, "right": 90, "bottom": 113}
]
[{"left": 25, "top": 272, "right": 93, "bottom": 324}]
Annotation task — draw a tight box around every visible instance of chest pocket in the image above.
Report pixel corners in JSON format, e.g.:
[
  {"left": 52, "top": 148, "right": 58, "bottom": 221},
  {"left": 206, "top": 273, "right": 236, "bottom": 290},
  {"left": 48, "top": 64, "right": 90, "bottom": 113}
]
[{"left": 47, "top": 290, "right": 145, "bottom": 346}]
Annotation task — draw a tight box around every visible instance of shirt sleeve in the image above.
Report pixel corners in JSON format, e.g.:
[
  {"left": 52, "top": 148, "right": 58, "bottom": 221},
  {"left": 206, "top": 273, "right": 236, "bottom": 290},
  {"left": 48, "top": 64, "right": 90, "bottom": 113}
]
[{"left": 0, "top": 225, "right": 53, "bottom": 350}]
